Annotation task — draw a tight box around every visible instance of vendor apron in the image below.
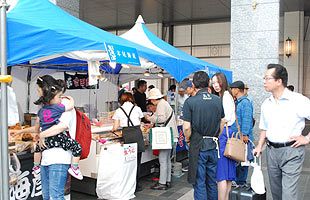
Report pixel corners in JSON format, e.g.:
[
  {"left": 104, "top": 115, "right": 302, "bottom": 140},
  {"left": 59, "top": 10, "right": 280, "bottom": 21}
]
[
  {"left": 122, "top": 126, "right": 145, "bottom": 153},
  {"left": 120, "top": 106, "right": 145, "bottom": 153}
]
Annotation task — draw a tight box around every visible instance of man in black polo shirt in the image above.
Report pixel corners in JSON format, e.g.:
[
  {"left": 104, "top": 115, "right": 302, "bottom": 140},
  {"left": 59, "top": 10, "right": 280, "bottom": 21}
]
[
  {"left": 133, "top": 80, "right": 147, "bottom": 112},
  {"left": 182, "top": 71, "right": 224, "bottom": 200}
]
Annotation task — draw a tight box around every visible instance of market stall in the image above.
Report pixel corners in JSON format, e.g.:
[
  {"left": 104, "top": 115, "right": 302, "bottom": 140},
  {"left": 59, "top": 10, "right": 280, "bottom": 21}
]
[
  {"left": 3, "top": 0, "right": 165, "bottom": 199},
  {"left": 3, "top": 2, "right": 233, "bottom": 200}
]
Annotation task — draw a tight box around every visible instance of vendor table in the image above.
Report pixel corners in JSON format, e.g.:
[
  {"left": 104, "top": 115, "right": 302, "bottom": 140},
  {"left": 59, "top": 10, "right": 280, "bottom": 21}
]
[
  {"left": 72, "top": 125, "right": 158, "bottom": 196},
  {"left": 72, "top": 124, "right": 189, "bottom": 196}
]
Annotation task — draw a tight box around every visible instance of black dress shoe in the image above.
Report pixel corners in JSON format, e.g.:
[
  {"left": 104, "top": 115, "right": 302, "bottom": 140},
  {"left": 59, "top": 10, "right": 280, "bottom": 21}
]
[
  {"left": 151, "top": 183, "right": 167, "bottom": 190},
  {"left": 166, "top": 182, "right": 171, "bottom": 188},
  {"left": 135, "top": 184, "right": 143, "bottom": 192}
]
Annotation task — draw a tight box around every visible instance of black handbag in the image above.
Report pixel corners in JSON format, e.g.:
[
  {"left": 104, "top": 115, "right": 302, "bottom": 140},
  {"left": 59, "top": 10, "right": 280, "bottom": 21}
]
[{"left": 120, "top": 106, "right": 145, "bottom": 152}]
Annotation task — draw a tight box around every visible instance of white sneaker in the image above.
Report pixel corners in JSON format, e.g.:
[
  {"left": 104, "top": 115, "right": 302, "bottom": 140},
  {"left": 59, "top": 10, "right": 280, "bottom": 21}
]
[
  {"left": 68, "top": 166, "right": 83, "bottom": 180},
  {"left": 182, "top": 166, "right": 189, "bottom": 172},
  {"left": 232, "top": 181, "right": 239, "bottom": 187}
]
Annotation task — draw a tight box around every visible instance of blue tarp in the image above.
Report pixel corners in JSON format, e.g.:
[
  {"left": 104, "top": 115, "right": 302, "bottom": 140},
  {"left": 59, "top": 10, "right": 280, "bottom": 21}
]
[
  {"left": 7, "top": 0, "right": 170, "bottom": 72},
  {"left": 7, "top": 0, "right": 231, "bottom": 82}
]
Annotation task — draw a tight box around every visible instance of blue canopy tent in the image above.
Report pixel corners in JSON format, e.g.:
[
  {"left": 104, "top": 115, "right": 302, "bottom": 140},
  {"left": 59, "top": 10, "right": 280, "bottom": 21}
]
[
  {"left": 121, "top": 15, "right": 233, "bottom": 82},
  {"left": 7, "top": 0, "right": 211, "bottom": 83},
  {"left": 7, "top": 0, "right": 175, "bottom": 74}
]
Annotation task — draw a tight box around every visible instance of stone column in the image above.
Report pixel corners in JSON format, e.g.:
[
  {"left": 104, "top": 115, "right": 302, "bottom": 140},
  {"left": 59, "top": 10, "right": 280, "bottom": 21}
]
[
  {"left": 283, "top": 11, "right": 304, "bottom": 93},
  {"left": 231, "top": 0, "right": 280, "bottom": 139},
  {"left": 55, "top": 0, "right": 80, "bottom": 18}
]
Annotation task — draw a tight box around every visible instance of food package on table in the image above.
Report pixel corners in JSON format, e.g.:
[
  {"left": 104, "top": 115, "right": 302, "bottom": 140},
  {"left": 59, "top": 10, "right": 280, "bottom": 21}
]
[
  {"left": 108, "top": 111, "right": 115, "bottom": 119},
  {"left": 11, "top": 141, "right": 33, "bottom": 153},
  {"left": 21, "top": 133, "right": 34, "bottom": 141},
  {"left": 141, "top": 123, "right": 151, "bottom": 134},
  {"left": 17, "top": 142, "right": 33, "bottom": 153},
  {"left": 92, "top": 131, "right": 122, "bottom": 145},
  {"left": 8, "top": 123, "right": 22, "bottom": 130}
]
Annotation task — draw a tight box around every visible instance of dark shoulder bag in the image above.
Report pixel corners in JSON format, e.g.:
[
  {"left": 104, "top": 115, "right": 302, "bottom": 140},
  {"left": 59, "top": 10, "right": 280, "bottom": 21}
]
[{"left": 120, "top": 106, "right": 145, "bottom": 152}]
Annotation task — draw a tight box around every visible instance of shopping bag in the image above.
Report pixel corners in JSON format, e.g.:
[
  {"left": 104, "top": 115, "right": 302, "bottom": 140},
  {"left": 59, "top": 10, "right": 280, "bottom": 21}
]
[
  {"left": 241, "top": 140, "right": 255, "bottom": 166},
  {"left": 96, "top": 143, "right": 137, "bottom": 200},
  {"left": 223, "top": 124, "right": 246, "bottom": 162},
  {"left": 251, "top": 156, "right": 266, "bottom": 195},
  {"left": 240, "top": 143, "right": 250, "bottom": 166},
  {"left": 149, "top": 127, "right": 173, "bottom": 150}
]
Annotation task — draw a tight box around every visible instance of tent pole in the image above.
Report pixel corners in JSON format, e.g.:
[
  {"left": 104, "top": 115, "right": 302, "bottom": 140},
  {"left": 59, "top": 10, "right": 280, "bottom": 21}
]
[
  {"left": 0, "top": 0, "right": 9, "bottom": 199},
  {"left": 26, "top": 66, "right": 32, "bottom": 113}
]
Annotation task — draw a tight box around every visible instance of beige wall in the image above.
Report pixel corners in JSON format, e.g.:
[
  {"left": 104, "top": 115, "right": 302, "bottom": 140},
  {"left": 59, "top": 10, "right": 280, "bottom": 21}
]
[{"left": 173, "top": 23, "right": 231, "bottom": 69}]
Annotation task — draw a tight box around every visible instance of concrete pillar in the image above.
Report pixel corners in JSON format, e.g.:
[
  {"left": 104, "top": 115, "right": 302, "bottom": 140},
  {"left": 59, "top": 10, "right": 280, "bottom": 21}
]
[
  {"left": 283, "top": 11, "right": 304, "bottom": 93},
  {"left": 231, "top": 0, "right": 280, "bottom": 139},
  {"left": 55, "top": 0, "right": 80, "bottom": 18}
]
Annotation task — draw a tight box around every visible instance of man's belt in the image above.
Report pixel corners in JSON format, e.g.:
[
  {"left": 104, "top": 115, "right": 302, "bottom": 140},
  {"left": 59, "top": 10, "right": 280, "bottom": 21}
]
[{"left": 266, "top": 140, "right": 295, "bottom": 148}]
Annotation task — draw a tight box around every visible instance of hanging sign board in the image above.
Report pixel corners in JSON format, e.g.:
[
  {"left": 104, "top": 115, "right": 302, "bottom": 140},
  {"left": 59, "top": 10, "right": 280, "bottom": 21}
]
[
  {"left": 105, "top": 42, "right": 141, "bottom": 66},
  {"left": 64, "top": 72, "right": 99, "bottom": 90}
]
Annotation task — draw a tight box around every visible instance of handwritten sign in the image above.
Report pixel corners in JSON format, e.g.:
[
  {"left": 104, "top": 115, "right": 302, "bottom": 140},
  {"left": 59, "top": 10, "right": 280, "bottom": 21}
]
[{"left": 123, "top": 144, "right": 137, "bottom": 162}]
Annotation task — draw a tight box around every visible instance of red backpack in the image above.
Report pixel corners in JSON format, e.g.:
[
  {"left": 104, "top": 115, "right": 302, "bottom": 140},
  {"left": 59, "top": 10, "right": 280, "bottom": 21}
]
[{"left": 75, "top": 109, "right": 92, "bottom": 160}]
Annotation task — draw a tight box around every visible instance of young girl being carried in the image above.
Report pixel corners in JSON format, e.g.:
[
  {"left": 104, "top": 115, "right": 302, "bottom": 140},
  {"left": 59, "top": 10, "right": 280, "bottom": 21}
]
[{"left": 13, "top": 75, "right": 83, "bottom": 180}]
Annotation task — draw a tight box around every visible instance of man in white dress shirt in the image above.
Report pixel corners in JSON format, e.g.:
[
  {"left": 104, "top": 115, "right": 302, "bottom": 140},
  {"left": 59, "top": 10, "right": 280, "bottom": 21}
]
[{"left": 254, "top": 64, "right": 310, "bottom": 200}]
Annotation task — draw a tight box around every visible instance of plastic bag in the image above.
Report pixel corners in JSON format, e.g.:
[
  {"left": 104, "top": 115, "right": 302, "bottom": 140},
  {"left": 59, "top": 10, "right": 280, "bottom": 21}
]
[
  {"left": 96, "top": 143, "right": 137, "bottom": 200},
  {"left": 250, "top": 156, "right": 266, "bottom": 194}
]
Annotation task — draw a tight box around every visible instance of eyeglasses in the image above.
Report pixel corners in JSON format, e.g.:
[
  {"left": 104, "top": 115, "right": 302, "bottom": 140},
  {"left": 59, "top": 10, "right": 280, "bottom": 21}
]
[{"left": 263, "top": 76, "right": 275, "bottom": 81}]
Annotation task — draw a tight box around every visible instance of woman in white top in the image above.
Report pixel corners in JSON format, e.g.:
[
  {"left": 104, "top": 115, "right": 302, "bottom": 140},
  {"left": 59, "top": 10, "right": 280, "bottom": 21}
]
[
  {"left": 211, "top": 73, "right": 236, "bottom": 200},
  {"left": 145, "top": 88, "right": 178, "bottom": 190},
  {"left": 112, "top": 92, "right": 145, "bottom": 192}
]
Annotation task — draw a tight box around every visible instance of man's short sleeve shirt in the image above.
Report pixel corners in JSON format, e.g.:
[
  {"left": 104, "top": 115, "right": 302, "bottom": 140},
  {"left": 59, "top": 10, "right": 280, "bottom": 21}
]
[
  {"left": 182, "top": 89, "right": 224, "bottom": 150},
  {"left": 259, "top": 89, "right": 310, "bottom": 142}
]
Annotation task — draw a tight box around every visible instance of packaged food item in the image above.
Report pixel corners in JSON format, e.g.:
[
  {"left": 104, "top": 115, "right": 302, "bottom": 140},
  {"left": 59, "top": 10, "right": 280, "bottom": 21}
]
[
  {"left": 8, "top": 123, "right": 22, "bottom": 130},
  {"left": 15, "top": 142, "right": 32, "bottom": 153},
  {"left": 21, "top": 133, "right": 33, "bottom": 141}
]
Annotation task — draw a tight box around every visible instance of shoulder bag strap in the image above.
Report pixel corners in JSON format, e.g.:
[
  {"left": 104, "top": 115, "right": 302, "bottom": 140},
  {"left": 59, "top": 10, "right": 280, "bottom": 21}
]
[
  {"left": 164, "top": 111, "right": 174, "bottom": 126},
  {"left": 234, "top": 106, "right": 242, "bottom": 139},
  {"left": 119, "top": 106, "right": 135, "bottom": 127},
  {"left": 225, "top": 123, "right": 229, "bottom": 138}
]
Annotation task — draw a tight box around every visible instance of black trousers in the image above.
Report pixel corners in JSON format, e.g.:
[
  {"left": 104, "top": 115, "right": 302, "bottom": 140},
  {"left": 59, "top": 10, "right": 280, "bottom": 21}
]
[{"left": 136, "top": 152, "right": 142, "bottom": 186}]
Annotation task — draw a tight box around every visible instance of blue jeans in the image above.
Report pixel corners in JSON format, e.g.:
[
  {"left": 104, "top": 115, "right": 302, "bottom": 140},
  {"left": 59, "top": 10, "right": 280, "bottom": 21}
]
[
  {"left": 236, "top": 165, "right": 248, "bottom": 185},
  {"left": 193, "top": 149, "right": 218, "bottom": 200},
  {"left": 41, "top": 164, "right": 69, "bottom": 200}
]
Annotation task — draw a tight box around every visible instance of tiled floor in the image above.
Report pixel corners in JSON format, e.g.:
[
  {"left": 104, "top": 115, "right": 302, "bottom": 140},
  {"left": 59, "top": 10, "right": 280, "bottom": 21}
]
[
  {"left": 72, "top": 145, "right": 310, "bottom": 200},
  {"left": 71, "top": 171, "right": 192, "bottom": 200}
]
